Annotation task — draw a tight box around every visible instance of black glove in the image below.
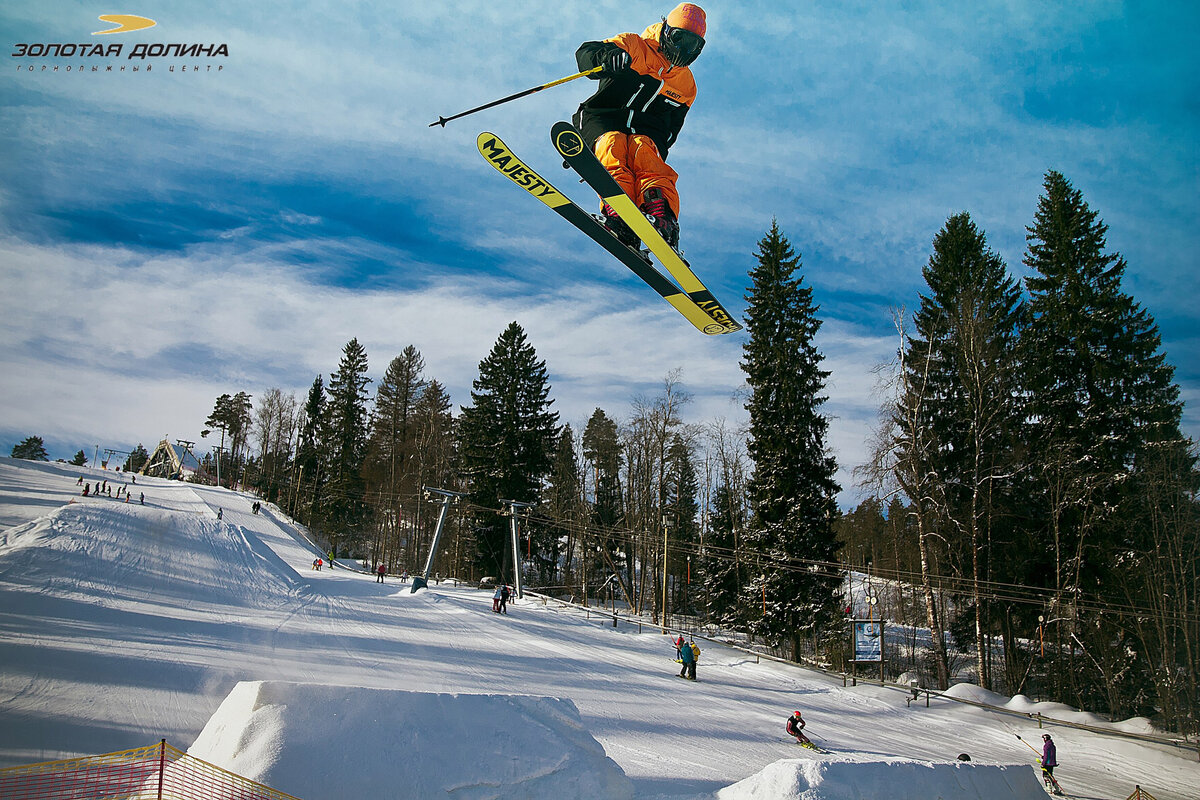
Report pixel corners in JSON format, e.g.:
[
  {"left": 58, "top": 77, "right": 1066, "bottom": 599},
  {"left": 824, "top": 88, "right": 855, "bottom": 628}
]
[{"left": 603, "top": 48, "right": 631, "bottom": 75}]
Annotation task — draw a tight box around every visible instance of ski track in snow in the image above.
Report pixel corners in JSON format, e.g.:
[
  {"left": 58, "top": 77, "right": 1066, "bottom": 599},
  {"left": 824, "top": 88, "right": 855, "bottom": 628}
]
[{"left": 1, "top": 458, "right": 1198, "bottom": 799}]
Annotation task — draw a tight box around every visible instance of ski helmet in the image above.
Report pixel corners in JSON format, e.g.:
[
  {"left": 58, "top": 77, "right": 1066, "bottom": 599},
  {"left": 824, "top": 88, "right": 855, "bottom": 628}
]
[{"left": 660, "top": 3, "right": 706, "bottom": 67}]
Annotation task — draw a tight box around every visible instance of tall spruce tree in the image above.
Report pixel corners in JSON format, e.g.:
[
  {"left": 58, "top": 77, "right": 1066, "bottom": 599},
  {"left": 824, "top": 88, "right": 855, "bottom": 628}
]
[
  {"left": 323, "top": 339, "right": 372, "bottom": 556},
  {"left": 458, "top": 322, "right": 559, "bottom": 579},
  {"left": 583, "top": 409, "right": 624, "bottom": 530},
  {"left": 582, "top": 408, "right": 629, "bottom": 604},
  {"left": 544, "top": 426, "right": 583, "bottom": 587},
  {"left": 365, "top": 345, "right": 427, "bottom": 519},
  {"left": 409, "top": 379, "right": 458, "bottom": 568},
  {"left": 296, "top": 376, "right": 327, "bottom": 524},
  {"left": 124, "top": 444, "right": 149, "bottom": 472},
  {"left": 664, "top": 435, "right": 700, "bottom": 614},
  {"left": 908, "top": 212, "right": 1025, "bottom": 689},
  {"left": 1023, "top": 170, "right": 1188, "bottom": 715},
  {"left": 701, "top": 482, "right": 747, "bottom": 625},
  {"left": 741, "top": 222, "right": 842, "bottom": 660}
]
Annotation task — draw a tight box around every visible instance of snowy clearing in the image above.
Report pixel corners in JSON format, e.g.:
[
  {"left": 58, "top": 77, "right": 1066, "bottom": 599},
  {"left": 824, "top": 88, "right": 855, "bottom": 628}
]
[{"left": 1, "top": 457, "right": 1196, "bottom": 799}]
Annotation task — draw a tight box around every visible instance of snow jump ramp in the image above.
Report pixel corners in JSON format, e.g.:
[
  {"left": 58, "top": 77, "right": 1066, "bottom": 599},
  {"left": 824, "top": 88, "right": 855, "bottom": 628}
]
[
  {"left": 188, "top": 681, "right": 634, "bottom": 800},
  {"left": 717, "top": 754, "right": 1045, "bottom": 800}
]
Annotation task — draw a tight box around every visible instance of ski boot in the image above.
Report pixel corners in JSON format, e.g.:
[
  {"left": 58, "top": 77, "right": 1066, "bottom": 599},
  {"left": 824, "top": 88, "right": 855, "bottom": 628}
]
[
  {"left": 600, "top": 202, "right": 640, "bottom": 249},
  {"left": 640, "top": 188, "right": 679, "bottom": 250}
]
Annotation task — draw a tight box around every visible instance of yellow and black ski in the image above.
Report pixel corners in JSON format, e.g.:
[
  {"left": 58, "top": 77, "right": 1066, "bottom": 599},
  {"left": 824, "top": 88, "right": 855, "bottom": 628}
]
[
  {"left": 477, "top": 131, "right": 736, "bottom": 335},
  {"left": 550, "top": 121, "right": 741, "bottom": 334}
]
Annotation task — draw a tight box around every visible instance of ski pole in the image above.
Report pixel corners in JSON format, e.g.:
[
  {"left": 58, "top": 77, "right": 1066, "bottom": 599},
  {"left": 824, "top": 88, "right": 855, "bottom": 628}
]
[
  {"left": 429, "top": 66, "right": 603, "bottom": 128},
  {"left": 1014, "top": 734, "right": 1041, "bottom": 757}
]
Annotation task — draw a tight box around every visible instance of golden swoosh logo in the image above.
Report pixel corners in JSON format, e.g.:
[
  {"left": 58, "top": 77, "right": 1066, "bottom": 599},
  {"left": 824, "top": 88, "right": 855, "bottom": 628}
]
[{"left": 92, "top": 14, "right": 157, "bottom": 35}]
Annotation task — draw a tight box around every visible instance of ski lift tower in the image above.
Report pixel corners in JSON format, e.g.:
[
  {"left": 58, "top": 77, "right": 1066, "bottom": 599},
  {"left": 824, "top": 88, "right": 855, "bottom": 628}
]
[
  {"left": 411, "top": 487, "right": 464, "bottom": 593},
  {"left": 174, "top": 440, "right": 197, "bottom": 478},
  {"left": 102, "top": 448, "right": 130, "bottom": 470},
  {"left": 500, "top": 499, "right": 534, "bottom": 600}
]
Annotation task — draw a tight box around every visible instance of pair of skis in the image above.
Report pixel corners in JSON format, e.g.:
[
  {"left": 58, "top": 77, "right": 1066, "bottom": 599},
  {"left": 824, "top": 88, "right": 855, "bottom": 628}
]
[
  {"left": 477, "top": 122, "right": 741, "bottom": 336},
  {"left": 792, "top": 736, "right": 829, "bottom": 754}
]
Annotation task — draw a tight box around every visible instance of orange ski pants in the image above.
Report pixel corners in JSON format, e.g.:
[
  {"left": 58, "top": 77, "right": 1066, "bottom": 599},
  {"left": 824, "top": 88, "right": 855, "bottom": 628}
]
[{"left": 594, "top": 131, "right": 680, "bottom": 219}]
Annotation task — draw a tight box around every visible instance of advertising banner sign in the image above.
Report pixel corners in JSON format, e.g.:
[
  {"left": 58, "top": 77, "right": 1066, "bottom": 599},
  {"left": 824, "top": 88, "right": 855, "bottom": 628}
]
[{"left": 853, "top": 620, "right": 883, "bottom": 662}]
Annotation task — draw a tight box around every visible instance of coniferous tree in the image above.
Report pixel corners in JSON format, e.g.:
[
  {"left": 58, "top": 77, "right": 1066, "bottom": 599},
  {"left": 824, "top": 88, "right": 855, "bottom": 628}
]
[
  {"left": 908, "top": 212, "right": 1025, "bottom": 689},
  {"left": 11, "top": 436, "right": 49, "bottom": 461},
  {"left": 664, "top": 434, "right": 700, "bottom": 614},
  {"left": 834, "top": 497, "right": 888, "bottom": 571},
  {"left": 1117, "top": 442, "right": 1199, "bottom": 733},
  {"left": 741, "top": 222, "right": 842, "bottom": 660},
  {"left": 409, "top": 379, "right": 458, "bottom": 567},
  {"left": 71, "top": 449, "right": 88, "bottom": 467},
  {"left": 1023, "top": 170, "right": 1188, "bottom": 715},
  {"left": 295, "top": 376, "right": 327, "bottom": 524},
  {"left": 702, "top": 482, "right": 747, "bottom": 625},
  {"left": 544, "top": 425, "right": 583, "bottom": 587},
  {"left": 365, "top": 346, "right": 427, "bottom": 504},
  {"left": 227, "top": 392, "right": 253, "bottom": 476},
  {"left": 583, "top": 409, "right": 624, "bottom": 530},
  {"left": 363, "top": 345, "right": 427, "bottom": 564},
  {"left": 582, "top": 407, "right": 629, "bottom": 604},
  {"left": 204, "top": 392, "right": 252, "bottom": 487},
  {"left": 458, "top": 322, "right": 559, "bottom": 580},
  {"left": 123, "top": 444, "right": 149, "bottom": 472},
  {"left": 322, "top": 339, "right": 372, "bottom": 556}
]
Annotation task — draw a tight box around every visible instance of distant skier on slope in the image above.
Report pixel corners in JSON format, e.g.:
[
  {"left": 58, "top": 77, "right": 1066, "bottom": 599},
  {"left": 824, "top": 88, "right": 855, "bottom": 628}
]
[
  {"left": 786, "top": 710, "right": 813, "bottom": 746},
  {"left": 573, "top": 3, "right": 707, "bottom": 250},
  {"left": 674, "top": 634, "right": 697, "bottom": 680}
]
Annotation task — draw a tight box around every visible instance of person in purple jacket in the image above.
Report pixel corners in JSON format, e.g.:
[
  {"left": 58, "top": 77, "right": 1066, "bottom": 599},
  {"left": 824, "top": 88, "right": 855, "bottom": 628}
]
[{"left": 1041, "top": 734, "right": 1062, "bottom": 794}]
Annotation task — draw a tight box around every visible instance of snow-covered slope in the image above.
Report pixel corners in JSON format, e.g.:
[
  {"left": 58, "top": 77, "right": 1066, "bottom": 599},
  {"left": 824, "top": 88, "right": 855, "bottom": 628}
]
[
  {"left": 189, "top": 681, "right": 635, "bottom": 799},
  {"left": 1, "top": 458, "right": 1197, "bottom": 799},
  {"left": 719, "top": 758, "right": 1041, "bottom": 800}
]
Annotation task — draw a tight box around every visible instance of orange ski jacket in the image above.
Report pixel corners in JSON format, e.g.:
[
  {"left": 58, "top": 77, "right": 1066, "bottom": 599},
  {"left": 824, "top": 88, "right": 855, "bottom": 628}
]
[{"left": 574, "top": 23, "right": 696, "bottom": 160}]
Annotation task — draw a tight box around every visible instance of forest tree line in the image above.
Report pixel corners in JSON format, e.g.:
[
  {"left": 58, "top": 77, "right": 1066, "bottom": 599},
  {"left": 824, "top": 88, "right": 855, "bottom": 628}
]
[{"left": 23, "top": 169, "right": 1187, "bottom": 734}]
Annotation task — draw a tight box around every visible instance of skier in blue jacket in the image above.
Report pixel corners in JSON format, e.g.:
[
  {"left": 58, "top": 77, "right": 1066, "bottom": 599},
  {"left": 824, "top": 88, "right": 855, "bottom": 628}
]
[{"left": 675, "top": 635, "right": 696, "bottom": 680}]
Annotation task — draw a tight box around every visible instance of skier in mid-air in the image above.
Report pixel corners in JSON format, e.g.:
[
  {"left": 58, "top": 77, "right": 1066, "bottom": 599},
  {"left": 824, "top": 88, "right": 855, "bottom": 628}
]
[{"left": 573, "top": 3, "right": 707, "bottom": 250}]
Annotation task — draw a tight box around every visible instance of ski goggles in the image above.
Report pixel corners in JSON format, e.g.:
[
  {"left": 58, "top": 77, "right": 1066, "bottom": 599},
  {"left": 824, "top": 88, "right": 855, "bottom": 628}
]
[{"left": 662, "top": 24, "right": 705, "bottom": 66}]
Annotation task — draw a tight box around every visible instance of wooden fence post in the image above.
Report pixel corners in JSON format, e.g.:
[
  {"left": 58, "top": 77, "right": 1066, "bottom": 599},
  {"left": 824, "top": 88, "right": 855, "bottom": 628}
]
[{"left": 157, "top": 739, "right": 166, "bottom": 800}]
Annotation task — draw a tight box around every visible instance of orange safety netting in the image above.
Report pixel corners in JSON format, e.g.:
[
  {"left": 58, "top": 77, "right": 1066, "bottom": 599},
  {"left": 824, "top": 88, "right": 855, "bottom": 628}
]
[{"left": 0, "top": 740, "right": 301, "bottom": 800}]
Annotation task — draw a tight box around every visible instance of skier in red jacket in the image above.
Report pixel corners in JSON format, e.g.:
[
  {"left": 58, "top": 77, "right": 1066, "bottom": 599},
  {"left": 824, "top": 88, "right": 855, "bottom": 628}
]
[
  {"left": 573, "top": 3, "right": 706, "bottom": 250},
  {"left": 786, "top": 710, "right": 813, "bottom": 745}
]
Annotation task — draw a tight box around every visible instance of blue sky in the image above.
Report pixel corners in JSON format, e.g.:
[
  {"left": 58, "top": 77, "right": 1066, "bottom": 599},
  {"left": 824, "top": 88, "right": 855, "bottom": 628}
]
[{"left": 1, "top": 1, "right": 1197, "bottom": 505}]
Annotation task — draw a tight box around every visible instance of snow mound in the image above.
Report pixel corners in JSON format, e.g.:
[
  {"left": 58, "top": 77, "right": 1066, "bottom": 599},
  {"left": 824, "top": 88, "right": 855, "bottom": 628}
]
[
  {"left": 945, "top": 684, "right": 1114, "bottom": 728},
  {"left": 188, "top": 681, "right": 635, "bottom": 800},
  {"left": 0, "top": 502, "right": 300, "bottom": 611},
  {"left": 716, "top": 756, "right": 1043, "bottom": 800}
]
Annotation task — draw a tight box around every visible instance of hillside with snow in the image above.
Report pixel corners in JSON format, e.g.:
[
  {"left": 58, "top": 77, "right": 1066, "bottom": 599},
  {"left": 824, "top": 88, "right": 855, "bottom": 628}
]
[{"left": 1, "top": 457, "right": 1196, "bottom": 799}]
